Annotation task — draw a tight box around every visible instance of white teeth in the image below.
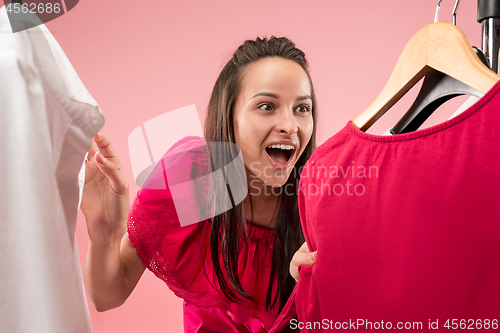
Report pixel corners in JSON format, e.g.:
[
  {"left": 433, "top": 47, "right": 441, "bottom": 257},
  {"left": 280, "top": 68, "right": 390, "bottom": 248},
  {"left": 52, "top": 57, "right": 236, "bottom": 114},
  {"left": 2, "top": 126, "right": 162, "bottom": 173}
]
[{"left": 267, "top": 144, "right": 295, "bottom": 150}]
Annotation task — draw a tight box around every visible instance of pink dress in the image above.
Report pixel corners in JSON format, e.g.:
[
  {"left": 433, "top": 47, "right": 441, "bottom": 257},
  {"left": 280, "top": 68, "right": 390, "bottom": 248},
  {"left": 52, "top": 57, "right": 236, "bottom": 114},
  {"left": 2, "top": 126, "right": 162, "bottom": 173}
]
[
  {"left": 127, "top": 136, "right": 278, "bottom": 332},
  {"left": 271, "top": 80, "right": 500, "bottom": 332}
]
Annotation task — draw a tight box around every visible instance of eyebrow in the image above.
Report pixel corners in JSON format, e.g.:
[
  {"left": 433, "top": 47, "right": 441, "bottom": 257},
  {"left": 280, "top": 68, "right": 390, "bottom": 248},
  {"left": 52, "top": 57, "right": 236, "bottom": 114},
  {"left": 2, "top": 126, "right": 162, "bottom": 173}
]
[{"left": 251, "top": 92, "right": 312, "bottom": 101}]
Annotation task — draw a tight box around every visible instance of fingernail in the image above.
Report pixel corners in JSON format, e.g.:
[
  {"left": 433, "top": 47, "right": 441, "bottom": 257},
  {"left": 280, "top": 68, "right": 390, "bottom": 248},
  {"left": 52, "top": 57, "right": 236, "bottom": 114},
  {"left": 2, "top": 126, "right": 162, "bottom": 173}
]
[
  {"left": 311, "top": 251, "right": 316, "bottom": 262},
  {"left": 96, "top": 151, "right": 107, "bottom": 164}
]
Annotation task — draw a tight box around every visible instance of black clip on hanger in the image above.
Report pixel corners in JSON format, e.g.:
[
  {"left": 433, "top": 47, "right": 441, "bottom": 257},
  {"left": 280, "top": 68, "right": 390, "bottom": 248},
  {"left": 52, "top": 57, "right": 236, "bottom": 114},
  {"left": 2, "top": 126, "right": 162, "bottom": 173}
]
[{"left": 391, "top": 0, "right": 491, "bottom": 135}]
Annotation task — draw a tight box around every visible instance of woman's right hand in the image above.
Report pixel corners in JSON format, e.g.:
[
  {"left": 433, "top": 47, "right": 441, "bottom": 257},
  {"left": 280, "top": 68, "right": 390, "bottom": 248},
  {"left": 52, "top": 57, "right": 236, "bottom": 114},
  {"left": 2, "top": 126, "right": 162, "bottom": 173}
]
[
  {"left": 81, "top": 133, "right": 130, "bottom": 241},
  {"left": 81, "top": 133, "right": 145, "bottom": 312},
  {"left": 289, "top": 241, "right": 316, "bottom": 282}
]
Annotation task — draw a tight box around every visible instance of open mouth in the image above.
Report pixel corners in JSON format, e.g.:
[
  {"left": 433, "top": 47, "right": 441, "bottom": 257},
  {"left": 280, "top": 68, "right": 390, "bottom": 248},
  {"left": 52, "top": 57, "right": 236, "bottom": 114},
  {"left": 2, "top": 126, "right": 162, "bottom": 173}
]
[{"left": 265, "top": 144, "right": 296, "bottom": 166}]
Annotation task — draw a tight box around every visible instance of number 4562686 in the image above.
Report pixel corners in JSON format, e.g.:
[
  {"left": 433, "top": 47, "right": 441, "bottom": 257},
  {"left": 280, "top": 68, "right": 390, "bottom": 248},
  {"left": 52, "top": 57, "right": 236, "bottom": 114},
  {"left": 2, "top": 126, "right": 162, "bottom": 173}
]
[
  {"left": 444, "top": 319, "right": 498, "bottom": 330},
  {"left": 6, "top": 3, "right": 61, "bottom": 14}
]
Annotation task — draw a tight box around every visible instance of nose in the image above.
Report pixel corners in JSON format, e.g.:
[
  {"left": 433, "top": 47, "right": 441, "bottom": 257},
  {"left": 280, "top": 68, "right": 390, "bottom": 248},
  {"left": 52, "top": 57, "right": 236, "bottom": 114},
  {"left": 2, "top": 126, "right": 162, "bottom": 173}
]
[{"left": 275, "top": 108, "right": 298, "bottom": 136}]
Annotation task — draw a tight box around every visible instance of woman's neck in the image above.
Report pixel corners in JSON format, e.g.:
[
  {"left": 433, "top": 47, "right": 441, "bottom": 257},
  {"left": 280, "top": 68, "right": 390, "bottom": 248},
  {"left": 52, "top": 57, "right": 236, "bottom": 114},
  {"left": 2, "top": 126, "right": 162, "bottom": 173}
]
[{"left": 244, "top": 172, "right": 280, "bottom": 230}]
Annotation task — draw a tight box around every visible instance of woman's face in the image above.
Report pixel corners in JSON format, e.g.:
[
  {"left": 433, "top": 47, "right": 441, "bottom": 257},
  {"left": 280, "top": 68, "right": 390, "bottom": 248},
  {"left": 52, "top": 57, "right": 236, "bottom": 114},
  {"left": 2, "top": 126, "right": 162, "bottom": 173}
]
[{"left": 233, "top": 57, "right": 314, "bottom": 189}]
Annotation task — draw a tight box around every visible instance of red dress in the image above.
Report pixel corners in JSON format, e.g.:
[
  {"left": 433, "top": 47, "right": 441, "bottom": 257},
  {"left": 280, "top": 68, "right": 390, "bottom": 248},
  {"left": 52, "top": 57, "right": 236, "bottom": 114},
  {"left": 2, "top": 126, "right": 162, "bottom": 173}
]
[
  {"left": 127, "top": 136, "right": 279, "bottom": 332},
  {"left": 272, "top": 81, "right": 500, "bottom": 332}
]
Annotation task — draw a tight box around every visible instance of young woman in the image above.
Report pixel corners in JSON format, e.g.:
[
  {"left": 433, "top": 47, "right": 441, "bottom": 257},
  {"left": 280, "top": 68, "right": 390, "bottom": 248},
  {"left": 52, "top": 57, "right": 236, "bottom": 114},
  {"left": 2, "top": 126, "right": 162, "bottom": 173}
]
[{"left": 81, "top": 36, "right": 317, "bottom": 332}]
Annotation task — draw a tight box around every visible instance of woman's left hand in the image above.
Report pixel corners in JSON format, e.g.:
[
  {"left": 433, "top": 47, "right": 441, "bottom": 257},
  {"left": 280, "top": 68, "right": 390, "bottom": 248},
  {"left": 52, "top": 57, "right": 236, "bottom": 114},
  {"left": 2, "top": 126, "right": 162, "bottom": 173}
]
[{"left": 289, "top": 241, "right": 316, "bottom": 282}]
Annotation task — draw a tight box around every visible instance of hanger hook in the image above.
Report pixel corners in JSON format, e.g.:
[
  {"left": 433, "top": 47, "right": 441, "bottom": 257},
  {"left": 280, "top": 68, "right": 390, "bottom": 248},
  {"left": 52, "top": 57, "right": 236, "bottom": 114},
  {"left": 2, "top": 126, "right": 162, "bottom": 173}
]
[
  {"left": 435, "top": 0, "right": 461, "bottom": 25},
  {"left": 434, "top": 0, "right": 443, "bottom": 23},
  {"left": 452, "top": 0, "right": 461, "bottom": 25}
]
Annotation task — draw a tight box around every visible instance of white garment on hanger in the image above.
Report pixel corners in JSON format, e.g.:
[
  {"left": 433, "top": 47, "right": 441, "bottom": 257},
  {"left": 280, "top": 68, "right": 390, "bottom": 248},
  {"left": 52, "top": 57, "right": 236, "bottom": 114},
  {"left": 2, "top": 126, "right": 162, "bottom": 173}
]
[{"left": 0, "top": 5, "right": 104, "bottom": 333}]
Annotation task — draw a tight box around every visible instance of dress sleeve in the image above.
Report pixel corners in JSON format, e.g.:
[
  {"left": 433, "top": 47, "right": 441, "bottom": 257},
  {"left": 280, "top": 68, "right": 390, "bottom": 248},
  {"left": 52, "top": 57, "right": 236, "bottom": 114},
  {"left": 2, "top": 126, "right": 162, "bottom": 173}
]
[
  {"left": 127, "top": 136, "right": 225, "bottom": 308},
  {"left": 268, "top": 287, "right": 298, "bottom": 332}
]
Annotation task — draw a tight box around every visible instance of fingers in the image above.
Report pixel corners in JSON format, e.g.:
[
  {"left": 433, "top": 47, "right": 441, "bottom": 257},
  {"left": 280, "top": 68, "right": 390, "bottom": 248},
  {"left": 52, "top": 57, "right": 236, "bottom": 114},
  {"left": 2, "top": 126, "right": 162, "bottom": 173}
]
[
  {"left": 289, "top": 242, "right": 316, "bottom": 282},
  {"left": 300, "top": 240, "right": 309, "bottom": 252},
  {"left": 87, "top": 132, "right": 128, "bottom": 194},
  {"left": 93, "top": 133, "right": 121, "bottom": 166},
  {"left": 86, "top": 139, "right": 98, "bottom": 162},
  {"left": 94, "top": 150, "right": 129, "bottom": 195}
]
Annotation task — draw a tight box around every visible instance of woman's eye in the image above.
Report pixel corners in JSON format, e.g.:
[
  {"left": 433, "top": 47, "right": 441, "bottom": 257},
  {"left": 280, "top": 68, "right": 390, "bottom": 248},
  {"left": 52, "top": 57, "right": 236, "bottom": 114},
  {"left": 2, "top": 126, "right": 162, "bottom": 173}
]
[
  {"left": 258, "top": 104, "right": 274, "bottom": 111},
  {"left": 295, "top": 105, "right": 311, "bottom": 113}
]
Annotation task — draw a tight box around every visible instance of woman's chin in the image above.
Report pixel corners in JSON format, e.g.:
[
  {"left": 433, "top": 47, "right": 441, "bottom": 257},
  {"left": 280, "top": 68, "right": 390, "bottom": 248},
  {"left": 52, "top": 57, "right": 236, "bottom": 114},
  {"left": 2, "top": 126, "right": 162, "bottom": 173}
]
[
  {"left": 246, "top": 168, "right": 291, "bottom": 190},
  {"left": 260, "top": 176, "right": 289, "bottom": 188}
]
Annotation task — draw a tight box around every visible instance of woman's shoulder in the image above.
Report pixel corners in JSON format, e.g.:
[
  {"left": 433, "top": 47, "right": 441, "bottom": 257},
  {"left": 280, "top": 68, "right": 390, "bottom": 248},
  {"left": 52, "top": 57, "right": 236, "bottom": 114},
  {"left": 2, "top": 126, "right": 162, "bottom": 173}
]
[
  {"left": 128, "top": 135, "right": 212, "bottom": 284},
  {"left": 139, "top": 135, "right": 208, "bottom": 193},
  {"left": 136, "top": 135, "right": 210, "bottom": 217}
]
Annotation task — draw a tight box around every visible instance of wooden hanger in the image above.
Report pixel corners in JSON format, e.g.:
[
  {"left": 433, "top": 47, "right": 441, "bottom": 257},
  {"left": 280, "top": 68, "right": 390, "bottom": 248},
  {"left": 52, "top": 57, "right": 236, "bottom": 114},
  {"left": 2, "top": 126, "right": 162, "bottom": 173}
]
[
  {"left": 390, "top": 47, "right": 489, "bottom": 134},
  {"left": 352, "top": 22, "right": 500, "bottom": 131}
]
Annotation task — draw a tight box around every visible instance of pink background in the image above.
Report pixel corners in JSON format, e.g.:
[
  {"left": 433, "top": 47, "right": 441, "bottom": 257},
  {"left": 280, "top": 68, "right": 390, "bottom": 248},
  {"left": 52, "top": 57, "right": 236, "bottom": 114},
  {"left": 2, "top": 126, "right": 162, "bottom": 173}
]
[{"left": 43, "top": 0, "right": 483, "bottom": 332}]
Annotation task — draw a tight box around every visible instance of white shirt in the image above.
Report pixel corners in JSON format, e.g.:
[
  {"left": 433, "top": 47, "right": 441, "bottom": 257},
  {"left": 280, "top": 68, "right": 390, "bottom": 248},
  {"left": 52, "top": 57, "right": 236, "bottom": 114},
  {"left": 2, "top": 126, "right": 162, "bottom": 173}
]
[{"left": 0, "top": 5, "right": 104, "bottom": 333}]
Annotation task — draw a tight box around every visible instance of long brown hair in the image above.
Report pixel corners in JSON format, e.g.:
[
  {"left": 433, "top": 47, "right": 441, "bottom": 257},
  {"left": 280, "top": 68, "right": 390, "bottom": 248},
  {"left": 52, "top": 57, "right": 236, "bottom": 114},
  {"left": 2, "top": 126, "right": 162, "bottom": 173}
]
[{"left": 203, "top": 36, "right": 317, "bottom": 311}]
